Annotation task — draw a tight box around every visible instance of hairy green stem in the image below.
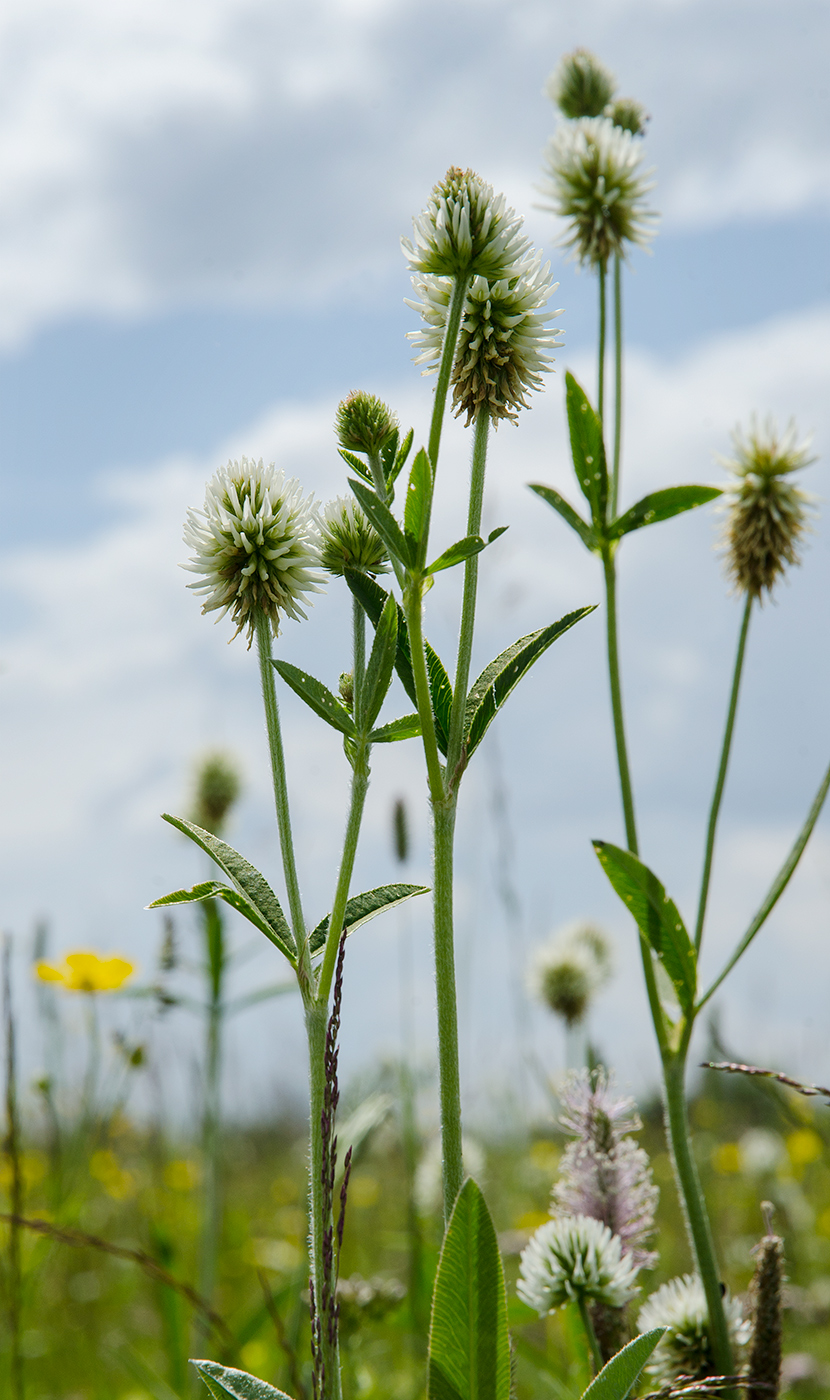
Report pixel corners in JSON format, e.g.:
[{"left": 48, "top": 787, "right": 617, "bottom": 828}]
[
  {"left": 352, "top": 596, "right": 365, "bottom": 721},
  {"left": 428, "top": 273, "right": 471, "bottom": 472},
  {"left": 597, "top": 262, "right": 607, "bottom": 425},
  {"left": 305, "top": 1002, "right": 340, "bottom": 1400},
  {"left": 601, "top": 548, "right": 638, "bottom": 853},
  {"left": 403, "top": 584, "right": 446, "bottom": 807},
  {"left": 446, "top": 409, "right": 490, "bottom": 780},
  {"left": 255, "top": 612, "right": 309, "bottom": 985},
  {"left": 317, "top": 751, "right": 370, "bottom": 1008},
  {"left": 611, "top": 254, "right": 623, "bottom": 519},
  {"left": 432, "top": 798, "right": 463, "bottom": 1219},
  {"left": 198, "top": 896, "right": 225, "bottom": 1315},
  {"left": 694, "top": 594, "right": 752, "bottom": 952},
  {"left": 577, "top": 1295, "right": 604, "bottom": 1375}
]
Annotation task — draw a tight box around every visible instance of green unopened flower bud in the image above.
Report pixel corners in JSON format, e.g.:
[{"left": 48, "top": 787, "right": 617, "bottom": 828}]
[
  {"left": 191, "top": 752, "right": 242, "bottom": 834},
  {"left": 546, "top": 49, "right": 616, "bottom": 120},
  {"left": 335, "top": 392, "right": 398, "bottom": 456},
  {"left": 606, "top": 97, "right": 649, "bottom": 136},
  {"left": 319, "top": 497, "right": 388, "bottom": 577},
  {"left": 748, "top": 1206, "right": 784, "bottom": 1400},
  {"left": 338, "top": 671, "right": 354, "bottom": 711},
  {"left": 720, "top": 417, "right": 815, "bottom": 600}
]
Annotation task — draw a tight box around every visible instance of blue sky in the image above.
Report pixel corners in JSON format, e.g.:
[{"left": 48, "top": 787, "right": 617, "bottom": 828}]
[{"left": 1, "top": 0, "right": 828, "bottom": 1121}]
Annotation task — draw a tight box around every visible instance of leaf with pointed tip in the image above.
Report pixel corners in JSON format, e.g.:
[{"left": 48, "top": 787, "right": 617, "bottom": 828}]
[
  {"left": 529, "top": 483, "right": 596, "bottom": 551},
  {"left": 404, "top": 447, "right": 433, "bottom": 548},
  {"left": 338, "top": 447, "right": 372, "bottom": 484},
  {"left": 349, "top": 478, "right": 415, "bottom": 569},
  {"left": 345, "top": 572, "right": 450, "bottom": 756},
  {"left": 159, "top": 815, "right": 296, "bottom": 961},
  {"left": 388, "top": 425, "right": 414, "bottom": 489},
  {"left": 566, "top": 372, "right": 608, "bottom": 528},
  {"left": 360, "top": 593, "right": 398, "bottom": 730},
  {"left": 579, "top": 1330, "right": 666, "bottom": 1400},
  {"left": 190, "top": 1360, "right": 294, "bottom": 1400},
  {"left": 593, "top": 842, "right": 697, "bottom": 1013},
  {"left": 609, "top": 485, "right": 722, "bottom": 540},
  {"left": 487, "top": 526, "right": 508, "bottom": 544},
  {"left": 308, "top": 883, "right": 429, "bottom": 955},
  {"left": 147, "top": 880, "right": 295, "bottom": 962},
  {"left": 271, "top": 660, "right": 356, "bottom": 737},
  {"left": 370, "top": 713, "right": 421, "bottom": 743},
  {"left": 464, "top": 609, "right": 595, "bottom": 761},
  {"left": 427, "top": 1178, "right": 511, "bottom": 1400},
  {"left": 427, "top": 535, "right": 487, "bottom": 575}
]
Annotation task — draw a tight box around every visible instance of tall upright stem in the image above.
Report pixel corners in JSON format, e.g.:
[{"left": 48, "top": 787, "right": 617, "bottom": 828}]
[
  {"left": 432, "top": 797, "right": 463, "bottom": 1218},
  {"left": 316, "top": 750, "right": 370, "bottom": 1009},
  {"left": 694, "top": 595, "right": 752, "bottom": 952},
  {"left": 597, "top": 263, "right": 607, "bottom": 426},
  {"left": 428, "top": 274, "right": 471, "bottom": 473},
  {"left": 611, "top": 255, "right": 623, "bottom": 519},
  {"left": 255, "top": 613, "right": 308, "bottom": 973},
  {"left": 447, "top": 409, "right": 490, "bottom": 779},
  {"left": 306, "top": 1003, "right": 340, "bottom": 1400},
  {"left": 601, "top": 548, "right": 637, "bottom": 854},
  {"left": 352, "top": 597, "right": 365, "bottom": 720}
]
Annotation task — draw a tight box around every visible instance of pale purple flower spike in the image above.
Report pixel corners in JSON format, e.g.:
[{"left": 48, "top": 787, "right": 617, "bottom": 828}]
[{"left": 554, "top": 1069, "right": 658, "bottom": 1272}]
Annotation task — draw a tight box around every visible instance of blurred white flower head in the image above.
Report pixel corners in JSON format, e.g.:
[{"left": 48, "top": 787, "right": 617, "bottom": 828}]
[
  {"left": 529, "top": 921, "right": 612, "bottom": 1026},
  {"left": 518, "top": 1213, "right": 639, "bottom": 1314},
  {"left": 638, "top": 1274, "right": 751, "bottom": 1386}
]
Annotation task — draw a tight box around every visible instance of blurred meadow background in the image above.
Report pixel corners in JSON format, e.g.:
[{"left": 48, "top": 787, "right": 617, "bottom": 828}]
[{"left": 1, "top": 1, "right": 830, "bottom": 1394}]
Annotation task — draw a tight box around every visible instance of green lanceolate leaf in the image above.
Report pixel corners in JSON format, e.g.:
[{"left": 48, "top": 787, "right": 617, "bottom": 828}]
[
  {"left": 464, "top": 609, "right": 595, "bottom": 762},
  {"left": 338, "top": 447, "right": 373, "bottom": 484},
  {"left": 190, "top": 1359, "right": 294, "bottom": 1400},
  {"left": 566, "top": 372, "right": 608, "bottom": 528},
  {"left": 579, "top": 1329, "right": 666, "bottom": 1400},
  {"left": 349, "top": 478, "right": 415, "bottom": 569},
  {"left": 404, "top": 447, "right": 433, "bottom": 549},
  {"left": 608, "top": 485, "right": 722, "bottom": 541},
  {"left": 427, "top": 1178, "right": 511, "bottom": 1400},
  {"left": 427, "top": 535, "right": 486, "bottom": 575},
  {"left": 271, "top": 660, "right": 356, "bottom": 737},
  {"left": 593, "top": 842, "right": 697, "bottom": 1013},
  {"left": 528, "top": 483, "right": 596, "bottom": 551},
  {"left": 345, "top": 571, "right": 451, "bottom": 756},
  {"left": 360, "top": 593, "right": 398, "bottom": 730},
  {"left": 370, "top": 713, "right": 422, "bottom": 743},
  {"left": 147, "top": 881, "right": 296, "bottom": 962},
  {"left": 385, "top": 425, "right": 414, "bottom": 492},
  {"left": 158, "top": 816, "right": 296, "bottom": 962},
  {"left": 308, "top": 883, "right": 429, "bottom": 955}
]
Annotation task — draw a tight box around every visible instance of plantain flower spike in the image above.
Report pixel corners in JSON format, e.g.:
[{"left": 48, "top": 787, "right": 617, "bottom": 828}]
[
  {"left": 183, "top": 458, "right": 323, "bottom": 645},
  {"left": 336, "top": 392, "right": 398, "bottom": 456},
  {"left": 319, "top": 497, "right": 388, "bottom": 576},
  {"left": 747, "top": 1203, "right": 784, "bottom": 1400},
  {"left": 539, "top": 116, "right": 658, "bottom": 272},
  {"left": 720, "top": 417, "right": 815, "bottom": 601},
  {"left": 546, "top": 49, "right": 616, "bottom": 120}
]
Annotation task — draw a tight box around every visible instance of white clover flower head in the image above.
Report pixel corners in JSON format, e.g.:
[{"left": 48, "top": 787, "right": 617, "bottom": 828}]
[
  {"left": 183, "top": 458, "right": 323, "bottom": 645},
  {"left": 402, "top": 167, "right": 533, "bottom": 282},
  {"left": 546, "top": 49, "right": 616, "bottom": 120},
  {"left": 539, "top": 116, "right": 658, "bottom": 270},
  {"left": 638, "top": 1275, "right": 751, "bottom": 1387},
  {"left": 719, "top": 416, "right": 816, "bottom": 601},
  {"left": 518, "top": 1214, "right": 639, "bottom": 1315},
  {"left": 528, "top": 923, "right": 609, "bottom": 1026},
  {"left": 335, "top": 392, "right": 399, "bottom": 456},
  {"left": 407, "top": 255, "right": 563, "bottom": 427},
  {"left": 319, "top": 496, "right": 388, "bottom": 577}
]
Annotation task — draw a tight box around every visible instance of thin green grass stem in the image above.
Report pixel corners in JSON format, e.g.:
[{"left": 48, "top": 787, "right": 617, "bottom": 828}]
[
  {"left": 447, "top": 408, "right": 490, "bottom": 780},
  {"left": 694, "top": 594, "right": 752, "bottom": 952},
  {"left": 198, "top": 895, "right": 224, "bottom": 1318},
  {"left": 611, "top": 254, "right": 623, "bottom": 520},
  {"left": 352, "top": 596, "right": 365, "bottom": 720},
  {"left": 305, "top": 1002, "right": 341, "bottom": 1400},
  {"left": 601, "top": 548, "right": 638, "bottom": 854},
  {"left": 316, "top": 753, "right": 370, "bottom": 1008},
  {"left": 255, "top": 612, "right": 309, "bottom": 983},
  {"left": 577, "top": 1295, "right": 603, "bottom": 1375},
  {"left": 428, "top": 273, "right": 470, "bottom": 472},
  {"left": 597, "top": 263, "right": 607, "bottom": 425}
]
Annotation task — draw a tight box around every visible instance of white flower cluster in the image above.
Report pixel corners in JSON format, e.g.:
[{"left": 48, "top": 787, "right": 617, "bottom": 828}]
[
  {"left": 183, "top": 458, "right": 323, "bottom": 644},
  {"left": 402, "top": 167, "right": 532, "bottom": 282},
  {"left": 638, "top": 1274, "right": 751, "bottom": 1386},
  {"left": 318, "top": 496, "right": 388, "bottom": 577},
  {"left": 518, "top": 1213, "right": 639, "bottom": 1315}
]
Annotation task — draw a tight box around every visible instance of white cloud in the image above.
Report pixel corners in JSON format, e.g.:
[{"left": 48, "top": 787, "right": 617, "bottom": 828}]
[{"left": 0, "top": 0, "right": 828, "bottom": 344}]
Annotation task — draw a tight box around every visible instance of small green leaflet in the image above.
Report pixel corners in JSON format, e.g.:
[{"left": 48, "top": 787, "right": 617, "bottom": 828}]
[
  {"left": 528, "top": 483, "right": 596, "bottom": 551},
  {"left": 385, "top": 425, "right": 414, "bottom": 492},
  {"left": 608, "top": 485, "right": 722, "bottom": 540},
  {"left": 427, "top": 527, "right": 507, "bottom": 577},
  {"left": 349, "top": 478, "right": 415, "bottom": 568},
  {"left": 153, "top": 817, "right": 296, "bottom": 963},
  {"left": 359, "top": 593, "right": 398, "bottom": 731},
  {"left": 463, "top": 609, "right": 595, "bottom": 762},
  {"left": 190, "top": 1360, "right": 294, "bottom": 1400},
  {"left": 593, "top": 842, "right": 697, "bottom": 1013},
  {"left": 338, "top": 447, "right": 373, "bottom": 485},
  {"left": 308, "top": 883, "right": 429, "bottom": 955},
  {"left": 566, "top": 372, "right": 608, "bottom": 528},
  {"left": 370, "top": 713, "right": 421, "bottom": 743},
  {"left": 427, "top": 1179, "right": 511, "bottom": 1400},
  {"left": 404, "top": 447, "right": 433, "bottom": 548},
  {"left": 271, "top": 660, "right": 355, "bottom": 737},
  {"left": 147, "top": 880, "right": 296, "bottom": 963},
  {"left": 579, "top": 1330, "right": 666, "bottom": 1400}
]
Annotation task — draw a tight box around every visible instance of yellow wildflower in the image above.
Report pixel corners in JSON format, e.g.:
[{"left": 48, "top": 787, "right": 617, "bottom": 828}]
[{"left": 35, "top": 951, "right": 134, "bottom": 993}]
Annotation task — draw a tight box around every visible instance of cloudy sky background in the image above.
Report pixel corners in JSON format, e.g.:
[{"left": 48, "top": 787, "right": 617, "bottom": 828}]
[{"left": 1, "top": 0, "right": 828, "bottom": 1127}]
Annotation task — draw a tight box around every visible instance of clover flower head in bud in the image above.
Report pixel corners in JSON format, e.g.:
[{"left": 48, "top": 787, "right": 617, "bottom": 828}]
[
  {"left": 539, "top": 116, "right": 658, "bottom": 270},
  {"left": 529, "top": 922, "right": 609, "bottom": 1027},
  {"left": 319, "top": 496, "right": 389, "bottom": 577},
  {"left": 518, "top": 1214, "right": 639, "bottom": 1315},
  {"left": 191, "top": 751, "right": 241, "bottom": 835},
  {"left": 719, "top": 416, "right": 816, "bottom": 601},
  {"left": 638, "top": 1275, "right": 751, "bottom": 1387},
  {"left": 36, "top": 952, "right": 135, "bottom": 994},
  {"left": 606, "top": 97, "right": 649, "bottom": 136},
  {"left": 336, "top": 392, "right": 398, "bottom": 456},
  {"left": 183, "top": 458, "right": 324, "bottom": 645},
  {"left": 546, "top": 49, "right": 616, "bottom": 120},
  {"left": 402, "top": 167, "right": 532, "bottom": 282}
]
